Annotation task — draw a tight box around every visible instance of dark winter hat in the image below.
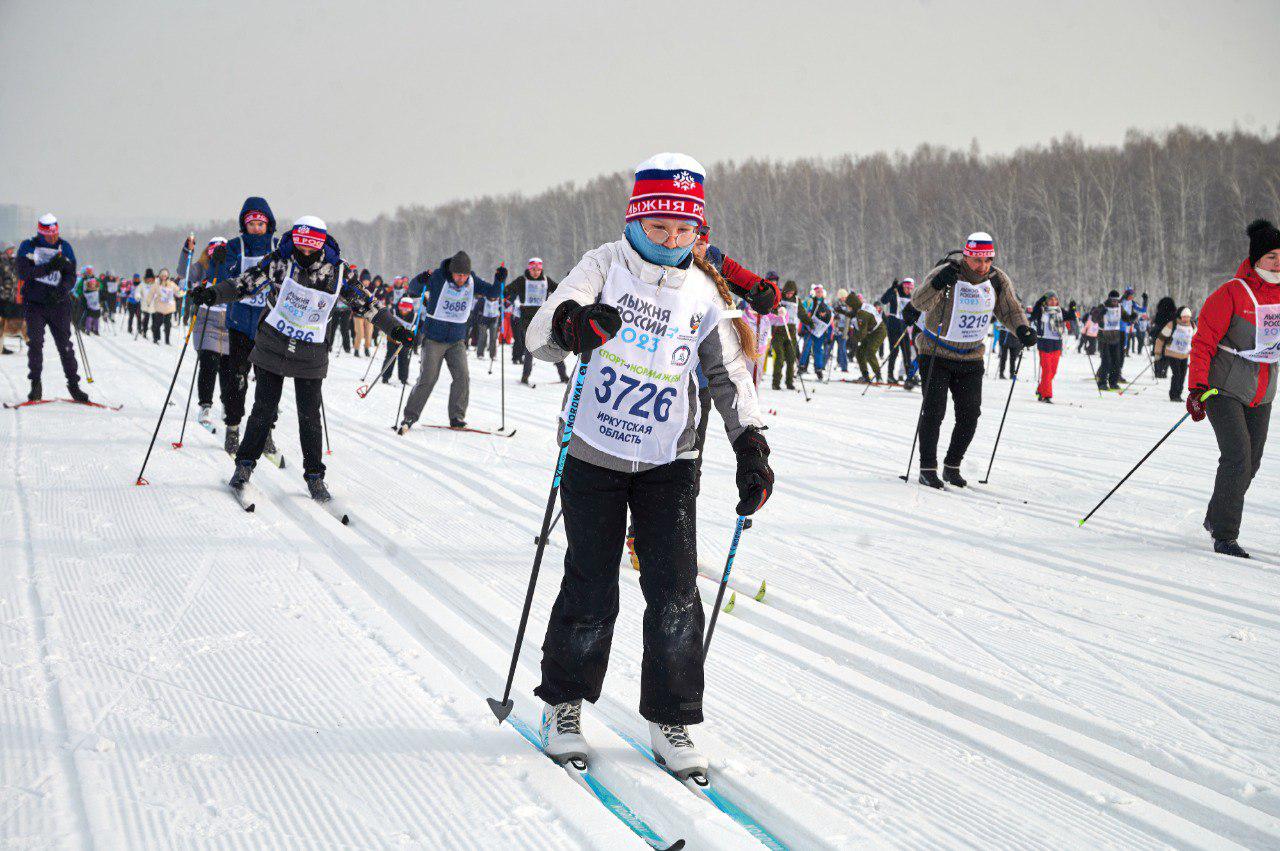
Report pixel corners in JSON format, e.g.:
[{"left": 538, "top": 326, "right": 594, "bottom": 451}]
[
  {"left": 1247, "top": 218, "right": 1280, "bottom": 266},
  {"left": 766, "top": 271, "right": 779, "bottom": 281},
  {"left": 1108, "top": 289, "right": 1120, "bottom": 299},
  {"left": 449, "top": 251, "right": 472, "bottom": 276},
  {"left": 359, "top": 269, "right": 371, "bottom": 282},
  {"left": 144, "top": 268, "right": 155, "bottom": 280}
]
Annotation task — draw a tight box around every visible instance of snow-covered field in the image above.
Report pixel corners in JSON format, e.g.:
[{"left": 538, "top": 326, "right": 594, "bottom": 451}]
[{"left": 2, "top": 324, "right": 1278, "bottom": 850}]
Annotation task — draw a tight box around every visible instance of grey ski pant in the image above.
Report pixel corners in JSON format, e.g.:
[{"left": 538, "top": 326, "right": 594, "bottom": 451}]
[
  {"left": 403, "top": 338, "right": 468, "bottom": 424},
  {"left": 1205, "top": 395, "right": 1271, "bottom": 541}
]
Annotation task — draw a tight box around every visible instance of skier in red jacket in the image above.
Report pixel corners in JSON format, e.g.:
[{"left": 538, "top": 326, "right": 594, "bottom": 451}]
[{"left": 1186, "top": 219, "right": 1280, "bottom": 558}]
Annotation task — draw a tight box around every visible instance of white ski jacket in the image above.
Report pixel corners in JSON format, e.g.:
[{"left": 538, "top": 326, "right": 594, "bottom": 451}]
[{"left": 528, "top": 238, "right": 765, "bottom": 473}]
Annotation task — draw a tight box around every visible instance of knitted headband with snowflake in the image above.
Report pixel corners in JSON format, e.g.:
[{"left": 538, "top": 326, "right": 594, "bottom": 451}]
[{"left": 625, "top": 152, "right": 706, "bottom": 227}]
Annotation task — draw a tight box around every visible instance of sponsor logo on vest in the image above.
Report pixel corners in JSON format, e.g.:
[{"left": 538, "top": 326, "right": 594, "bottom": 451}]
[
  {"left": 598, "top": 347, "right": 681, "bottom": 384},
  {"left": 689, "top": 312, "right": 703, "bottom": 333},
  {"left": 672, "top": 344, "right": 690, "bottom": 366}
]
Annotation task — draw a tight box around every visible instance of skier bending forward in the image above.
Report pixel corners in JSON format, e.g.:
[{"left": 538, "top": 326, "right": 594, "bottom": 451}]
[
  {"left": 190, "top": 216, "right": 412, "bottom": 502},
  {"left": 526, "top": 153, "right": 775, "bottom": 778}
]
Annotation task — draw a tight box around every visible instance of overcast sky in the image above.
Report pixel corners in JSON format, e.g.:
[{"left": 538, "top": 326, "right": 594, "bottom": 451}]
[{"left": 2, "top": 0, "right": 1276, "bottom": 231}]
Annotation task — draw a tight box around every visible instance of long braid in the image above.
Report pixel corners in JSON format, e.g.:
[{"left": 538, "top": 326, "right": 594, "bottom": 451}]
[{"left": 692, "top": 252, "right": 759, "bottom": 360}]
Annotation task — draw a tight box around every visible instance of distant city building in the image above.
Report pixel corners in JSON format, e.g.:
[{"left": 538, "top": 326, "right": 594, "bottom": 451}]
[{"left": 0, "top": 204, "right": 38, "bottom": 243}]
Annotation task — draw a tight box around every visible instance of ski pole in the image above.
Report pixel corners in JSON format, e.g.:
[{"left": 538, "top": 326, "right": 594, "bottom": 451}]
[
  {"left": 785, "top": 320, "right": 811, "bottom": 402},
  {"left": 172, "top": 303, "right": 214, "bottom": 449},
  {"left": 319, "top": 392, "right": 332, "bottom": 455},
  {"left": 1079, "top": 388, "right": 1218, "bottom": 526},
  {"left": 359, "top": 338, "right": 383, "bottom": 382},
  {"left": 134, "top": 313, "right": 199, "bottom": 486},
  {"left": 978, "top": 348, "right": 1024, "bottom": 485},
  {"left": 534, "top": 506, "right": 562, "bottom": 546},
  {"left": 702, "top": 515, "right": 752, "bottom": 660},
  {"left": 499, "top": 277, "right": 508, "bottom": 433},
  {"left": 1085, "top": 348, "right": 1104, "bottom": 397},
  {"left": 356, "top": 343, "right": 403, "bottom": 398},
  {"left": 393, "top": 371, "right": 408, "bottom": 429},
  {"left": 1117, "top": 357, "right": 1155, "bottom": 395},
  {"left": 72, "top": 321, "right": 93, "bottom": 384},
  {"left": 488, "top": 351, "right": 591, "bottom": 724},
  {"left": 900, "top": 293, "right": 950, "bottom": 483}
]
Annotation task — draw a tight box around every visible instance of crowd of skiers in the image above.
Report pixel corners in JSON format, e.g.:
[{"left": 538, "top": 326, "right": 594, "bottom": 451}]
[{"left": 3, "top": 155, "right": 1276, "bottom": 779}]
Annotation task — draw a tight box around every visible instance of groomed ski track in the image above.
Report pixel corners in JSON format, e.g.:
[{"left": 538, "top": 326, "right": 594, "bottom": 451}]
[{"left": 2, "top": 331, "right": 1278, "bottom": 848}]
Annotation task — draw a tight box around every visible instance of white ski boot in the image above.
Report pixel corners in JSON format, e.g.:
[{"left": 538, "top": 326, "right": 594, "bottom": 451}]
[
  {"left": 541, "top": 700, "right": 589, "bottom": 763},
  {"left": 197, "top": 405, "right": 213, "bottom": 429},
  {"left": 650, "top": 722, "right": 709, "bottom": 779}
]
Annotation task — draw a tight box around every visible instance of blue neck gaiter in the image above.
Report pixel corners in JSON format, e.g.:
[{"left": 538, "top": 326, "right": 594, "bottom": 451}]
[{"left": 625, "top": 220, "right": 692, "bottom": 267}]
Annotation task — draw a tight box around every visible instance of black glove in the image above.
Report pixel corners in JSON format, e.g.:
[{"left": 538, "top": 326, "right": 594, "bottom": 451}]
[
  {"left": 551, "top": 301, "right": 622, "bottom": 354},
  {"left": 494, "top": 265, "right": 508, "bottom": 285},
  {"left": 902, "top": 304, "right": 921, "bottom": 326},
  {"left": 188, "top": 285, "right": 218, "bottom": 307},
  {"left": 1015, "top": 324, "right": 1037, "bottom": 347},
  {"left": 389, "top": 325, "right": 414, "bottom": 347},
  {"left": 930, "top": 263, "right": 959, "bottom": 291},
  {"left": 732, "top": 427, "right": 774, "bottom": 516},
  {"left": 746, "top": 278, "right": 781, "bottom": 314}
]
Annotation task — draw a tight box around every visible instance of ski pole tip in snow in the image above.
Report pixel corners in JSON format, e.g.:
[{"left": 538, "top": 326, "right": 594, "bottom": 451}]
[{"left": 486, "top": 697, "right": 514, "bottom": 724}]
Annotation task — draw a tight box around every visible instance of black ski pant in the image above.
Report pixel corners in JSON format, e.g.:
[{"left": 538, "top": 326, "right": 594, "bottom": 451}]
[
  {"left": 237, "top": 368, "right": 326, "bottom": 478},
  {"left": 536, "top": 454, "right": 704, "bottom": 725},
  {"left": 999, "top": 339, "right": 1023, "bottom": 377},
  {"left": 1168, "top": 359, "right": 1188, "bottom": 400},
  {"left": 221, "top": 329, "right": 256, "bottom": 426},
  {"left": 127, "top": 302, "right": 140, "bottom": 334},
  {"left": 151, "top": 312, "right": 172, "bottom": 344},
  {"left": 196, "top": 349, "right": 224, "bottom": 408},
  {"left": 380, "top": 341, "right": 411, "bottom": 384},
  {"left": 885, "top": 318, "right": 911, "bottom": 379},
  {"left": 339, "top": 313, "right": 352, "bottom": 353},
  {"left": 1204, "top": 395, "right": 1270, "bottom": 542},
  {"left": 917, "top": 355, "right": 984, "bottom": 470},
  {"left": 1098, "top": 341, "right": 1124, "bottom": 388},
  {"left": 512, "top": 312, "right": 528, "bottom": 363},
  {"left": 23, "top": 300, "right": 79, "bottom": 385}
]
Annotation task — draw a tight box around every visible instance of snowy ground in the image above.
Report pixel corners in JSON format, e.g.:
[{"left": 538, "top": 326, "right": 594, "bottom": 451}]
[{"left": 2, "top": 320, "right": 1278, "bottom": 850}]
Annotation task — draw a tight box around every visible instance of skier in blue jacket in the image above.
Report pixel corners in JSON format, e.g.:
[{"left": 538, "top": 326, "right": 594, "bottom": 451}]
[
  {"left": 216, "top": 197, "right": 279, "bottom": 454},
  {"left": 15, "top": 214, "right": 88, "bottom": 403},
  {"left": 399, "top": 251, "right": 504, "bottom": 431}
]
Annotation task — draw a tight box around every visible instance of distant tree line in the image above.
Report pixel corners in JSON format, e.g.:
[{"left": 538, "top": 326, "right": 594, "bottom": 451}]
[{"left": 75, "top": 125, "right": 1280, "bottom": 308}]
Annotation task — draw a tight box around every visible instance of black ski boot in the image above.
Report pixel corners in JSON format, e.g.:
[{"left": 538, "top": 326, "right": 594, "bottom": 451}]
[
  {"left": 67, "top": 382, "right": 89, "bottom": 403},
  {"left": 263, "top": 429, "right": 278, "bottom": 457},
  {"left": 1213, "top": 539, "right": 1251, "bottom": 558},
  {"left": 28, "top": 379, "right": 41, "bottom": 402},
  {"left": 229, "top": 460, "right": 254, "bottom": 490},
  {"left": 943, "top": 465, "right": 968, "bottom": 488},
  {"left": 397, "top": 418, "right": 415, "bottom": 435},
  {"left": 449, "top": 418, "right": 467, "bottom": 429},
  {"left": 305, "top": 472, "right": 332, "bottom": 503},
  {"left": 224, "top": 424, "right": 240, "bottom": 455},
  {"left": 918, "top": 468, "right": 945, "bottom": 489}
]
